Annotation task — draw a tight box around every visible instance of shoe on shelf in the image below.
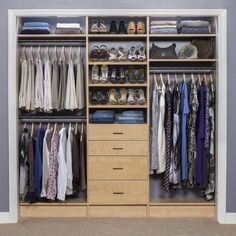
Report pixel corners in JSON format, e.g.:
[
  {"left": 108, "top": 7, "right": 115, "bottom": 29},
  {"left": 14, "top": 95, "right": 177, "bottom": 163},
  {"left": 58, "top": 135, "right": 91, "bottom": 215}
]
[
  {"left": 127, "top": 89, "right": 137, "bottom": 105},
  {"left": 89, "top": 91, "right": 98, "bottom": 105},
  {"left": 97, "top": 91, "right": 108, "bottom": 104},
  {"left": 110, "top": 67, "right": 118, "bottom": 83},
  {"left": 137, "top": 68, "right": 146, "bottom": 83},
  {"left": 108, "top": 89, "right": 118, "bottom": 105},
  {"left": 128, "top": 67, "right": 137, "bottom": 83},
  {"left": 118, "top": 68, "right": 127, "bottom": 84},
  {"left": 135, "top": 89, "right": 146, "bottom": 105},
  {"left": 100, "top": 65, "right": 109, "bottom": 83},
  {"left": 91, "top": 65, "right": 100, "bottom": 83},
  {"left": 117, "top": 47, "right": 127, "bottom": 61},
  {"left": 90, "top": 21, "right": 99, "bottom": 33},
  {"left": 108, "top": 47, "right": 117, "bottom": 61},
  {"left": 137, "top": 21, "right": 145, "bottom": 34},
  {"left": 90, "top": 45, "right": 100, "bottom": 61},
  {"left": 99, "top": 20, "right": 108, "bottom": 33},
  {"left": 118, "top": 88, "right": 127, "bottom": 105},
  {"left": 127, "top": 21, "right": 136, "bottom": 34},
  {"left": 110, "top": 20, "right": 117, "bottom": 34},
  {"left": 118, "top": 20, "right": 127, "bottom": 34},
  {"left": 137, "top": 45, "right": 146, "bottom": 61},
  {"left": 128, "top": 46, "right": 138, "bottom": 61},
  {"left": 99, "top": 45, "right": 108, "bottom": 61}
]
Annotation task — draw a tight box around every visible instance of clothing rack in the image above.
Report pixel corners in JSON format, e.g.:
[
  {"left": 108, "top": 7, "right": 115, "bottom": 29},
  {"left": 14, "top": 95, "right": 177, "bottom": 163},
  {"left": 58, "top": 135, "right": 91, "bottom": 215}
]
[
  {"left": 19, "top": 116, "right": 86, "bottom": 123},
  {"left": 149, "top": 67, "right": 214, "bottom": 74}
]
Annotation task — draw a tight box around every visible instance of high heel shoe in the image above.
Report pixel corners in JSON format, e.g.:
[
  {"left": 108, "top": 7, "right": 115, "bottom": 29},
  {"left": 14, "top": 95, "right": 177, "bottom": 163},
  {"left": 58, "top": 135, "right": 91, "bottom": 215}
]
[
  {"left": 127, "top": 89, "right": 137, "bottom": 105},
  {"left": 91, "top": 65, "right": 100, "bottom": 83},
  {"left": 137, "top": 45, "right": 146, "bottom": 61},
  {"left": 135, "top": 89, "right": 146, "bottom": 105},
  {"left": 118, "top": 88, "right": 127, "bottom": 105},
  {"left": 100, "top": 65, "right": 109, "bottom": 83},
  {"left": 117, "top": 47, "right": 127, "bottom": 61},
  {"left": 128, "top": 46, "right": 138, "bottom": 61},
  {"left": 108, "top": 89, "right": 118, "bottom": 105},
  {"left": 108, "top": 47, "right": 117, "bottom": 61}
]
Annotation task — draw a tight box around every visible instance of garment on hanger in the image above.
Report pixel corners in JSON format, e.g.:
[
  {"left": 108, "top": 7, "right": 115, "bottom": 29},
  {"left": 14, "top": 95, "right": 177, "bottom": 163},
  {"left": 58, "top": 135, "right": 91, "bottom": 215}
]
[
  {"left": 79, "top": 127, "right": 87, "bottom": 191},
  {"left": 44, "top": 57, "right": 52, "bottom": 112},
  {"left": 28, "top": 133, "right": 35, "bottom": 203},
  {"left": 19, "top": 58, "right": 28, "bottom": 109},
  {"left": 51, "top": 54, "right": 60, "bottom": 110}
]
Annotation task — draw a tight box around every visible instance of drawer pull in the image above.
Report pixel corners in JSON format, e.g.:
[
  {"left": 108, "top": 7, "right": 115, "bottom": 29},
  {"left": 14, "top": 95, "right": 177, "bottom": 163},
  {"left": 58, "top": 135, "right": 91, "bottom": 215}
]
[
  {"left": 112, "top": 167, "right": 124, "bottom": 170},
  {"left": 112, "top": 147, "right": 124, "bottom": 150},
  {"left": 113, "top": 132, "right": 124, "bottom": 135},
  {"left": 113, "top": 192, "right": 124, "bottom": 195}
]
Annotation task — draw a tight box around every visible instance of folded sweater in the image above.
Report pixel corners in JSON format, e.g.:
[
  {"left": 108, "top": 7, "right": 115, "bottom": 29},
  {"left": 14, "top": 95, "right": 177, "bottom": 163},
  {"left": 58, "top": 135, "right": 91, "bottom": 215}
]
[
  {"left": 180, "top": 20, "right": 210, "bottom": 28},
  {"left": 151, "top": 21, "right": 177, "bottom": 26}
]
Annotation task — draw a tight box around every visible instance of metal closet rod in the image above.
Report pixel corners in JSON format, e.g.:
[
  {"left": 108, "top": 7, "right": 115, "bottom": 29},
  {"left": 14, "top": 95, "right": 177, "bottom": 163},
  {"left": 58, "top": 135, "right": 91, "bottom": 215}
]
[
  {"left": 18, "top": 40, "right": 86, "bottom": 47},
  {"left": 149, "top": 67, "right": 215, "bottom": 74},
  {"left": 19, "top": 116, "right": 86, "bottom": 123}
]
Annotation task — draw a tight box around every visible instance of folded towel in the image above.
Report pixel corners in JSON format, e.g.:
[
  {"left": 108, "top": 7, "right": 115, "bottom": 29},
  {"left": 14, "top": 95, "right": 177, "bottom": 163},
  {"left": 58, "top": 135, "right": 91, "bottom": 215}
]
[
  {"left": 56, "top": 23, "right": 82, "bottom": 29},
  {"left": 116, "top": 116, "right": 144, "bottom": 121},
  {"left": 22, "top": 26, "right": 51, "bottom": 30},
  {"left": 180, "top": 20, "right": 210, "bottom": 28},
  {"left": 55, "top": 28, "right": 83, "bottom": 34},
  {"left": 121, "top": 110, "right": 144, "bottom": 117},
  {"left": 181, "top": 27, "right": 210, "bottom": 34},
  {"left": 21, "top": 29, "right": 51, "bottom": 34},
  {"left": 151, "top": 21, "right": 177, "bottom": 26},
  {"left": 92, "top": 110, "right": 115, "bottom": 119},
  {"left": 150, "top": 25, "right": 177, "bottom": 29},
  {"left": 150, "top": 28, "right": 178, "bottom": 34},
  {"left": 23, "top": 22, "right": 50, "bottom": 27}
]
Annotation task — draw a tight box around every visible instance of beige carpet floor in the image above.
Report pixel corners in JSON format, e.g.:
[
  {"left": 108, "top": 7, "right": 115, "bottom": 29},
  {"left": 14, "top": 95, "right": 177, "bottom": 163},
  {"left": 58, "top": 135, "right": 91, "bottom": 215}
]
[{"left": 0, "top": 218, "right": 236, "bottom": 236}]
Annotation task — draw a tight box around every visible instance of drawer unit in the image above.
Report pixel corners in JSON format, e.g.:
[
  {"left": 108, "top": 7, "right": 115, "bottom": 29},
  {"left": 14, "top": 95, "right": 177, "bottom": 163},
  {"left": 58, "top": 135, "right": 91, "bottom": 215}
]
[
  {"left": 89, "top": 155, "right": 148, "bottom": 180},
  {"left": 88, "top": 124, "right": 148, "bottom": 141},
  {"left": 89, "top": 181, "right": 148, "bottom": 205},
  {"left": 88, "top": 141, "right": 148, "bottom": 155}
]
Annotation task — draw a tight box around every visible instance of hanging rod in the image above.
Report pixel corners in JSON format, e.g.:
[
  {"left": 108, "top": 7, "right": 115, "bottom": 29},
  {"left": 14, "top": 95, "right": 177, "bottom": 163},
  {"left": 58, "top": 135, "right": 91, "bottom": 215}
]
[
  {"left": 149, "top": 67, "right": 215, "bottom": 74},
  {"left": 18, "top": 40, "right": 86, "bottom": 47},
  {"left": 19, "top": 116, "right": 86, "bottom": 123}
]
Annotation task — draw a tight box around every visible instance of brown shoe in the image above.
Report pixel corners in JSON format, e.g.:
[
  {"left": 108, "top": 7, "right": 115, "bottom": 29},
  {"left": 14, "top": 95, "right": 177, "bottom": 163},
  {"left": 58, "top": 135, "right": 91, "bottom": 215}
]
[{"left": 127, "top": 21, "right": 136, "bottom": 34}]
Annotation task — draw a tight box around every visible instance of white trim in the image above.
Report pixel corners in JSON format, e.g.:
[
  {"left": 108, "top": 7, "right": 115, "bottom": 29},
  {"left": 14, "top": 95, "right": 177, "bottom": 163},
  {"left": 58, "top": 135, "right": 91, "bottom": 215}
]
[{"left": 4, "top": 8, "right": 229, "bottom": 224}]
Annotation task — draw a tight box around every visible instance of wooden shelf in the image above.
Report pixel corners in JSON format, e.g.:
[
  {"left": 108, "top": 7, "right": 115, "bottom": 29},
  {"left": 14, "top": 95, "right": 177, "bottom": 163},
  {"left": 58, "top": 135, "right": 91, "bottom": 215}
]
[
  {"left": 89, "top": 104, "right": 148, "bottom": 108},
  {"left": 18, "top": 34, "right": 86, "bottom": 39},
  {"left": 149, "top": 34, "right": 216, "bottom": 38},
  {"left": 88, "top": 34, "right": 147, "bottom": 38},
  {"left": 88, "top": 61, "right": 147, "bottom": 65},
  {"left": 88, "top": 83, "right": 147, "bottom": 87},
  {"left": 149, "top": 59, "right": 216, "bottom": 62}
]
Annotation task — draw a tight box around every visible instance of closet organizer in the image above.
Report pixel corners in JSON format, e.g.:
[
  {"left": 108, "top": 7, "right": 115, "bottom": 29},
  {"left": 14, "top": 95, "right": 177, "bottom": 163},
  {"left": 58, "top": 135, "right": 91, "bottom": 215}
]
[{"left": 16, "top": 14, "right": 217, "bottom": 218}]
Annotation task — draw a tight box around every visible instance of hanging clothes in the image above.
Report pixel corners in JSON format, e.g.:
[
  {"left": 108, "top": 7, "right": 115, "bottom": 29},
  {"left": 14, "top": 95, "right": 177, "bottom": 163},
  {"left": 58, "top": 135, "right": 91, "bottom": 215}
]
[
  {"left": 65, "top": 59, "right": 78, "bottom": 110},
  {"left": 169, "top": 82, "right": 181, "bottom": 185},
  {"left": 162, "top": 84, "right": 173, "bottom": 192},
  {"left": 51, "top": 55, "right": 60, "bottom": 110},
  {"left": 47, "top": 128, "right": 60, "bottom": 200},
  {"left": 66, "top": 125, "right": 74, "bottom": 195},
  {"left": 58, "top": 58, "right": 67, "bottom": 110},
  {"left": 19, "top": 58, "right": 28, "bottom": 109},
  {"left": 41, "top": 128, "right": 53, "bottom": 198},
  {"left": 57, "top": 127, "right": 68, "bottom": 201},
  {"left": 44, "top": 58, "right": 52, "bottom": 112},
  {"left": 28, "top": 133, "right": 35, "bottom": 203},
  {"left": 34, "top": 58, "right": 44, "bottom": 110},
  {"left": 187, "top": 77, "right": 199, "bottom": 187},
  {"left": 79, "top": 127, "right": 87, "bottom": 191},
  {"left": 76, "top": 51, "right": 85, "bottom": 110},
  {"left": 180, "top": 79, "right": 190, "bottom": 181},
  {"left": 150, "top": 80, "right": 159, "bottom": 174}
]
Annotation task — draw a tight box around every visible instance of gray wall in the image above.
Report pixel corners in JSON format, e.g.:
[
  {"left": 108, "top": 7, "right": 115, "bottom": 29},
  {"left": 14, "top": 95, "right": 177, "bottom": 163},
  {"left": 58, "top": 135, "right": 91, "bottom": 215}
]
[{"left": 0, "top": 0, "right": 235, "bottom": 213}]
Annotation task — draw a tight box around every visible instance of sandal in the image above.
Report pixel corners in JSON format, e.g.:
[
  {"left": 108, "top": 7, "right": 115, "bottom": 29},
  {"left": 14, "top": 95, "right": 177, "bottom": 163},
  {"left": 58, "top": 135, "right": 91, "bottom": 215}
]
[
  {"left": 100, "top": 65, "right": 109, "bottom": 83},
  {"left": 137, "top": 21, "right": 145, "bottom": 34},
  {"left": 117, "top": 47, "right": 127, "bottom": 61},
  {"left": 137, "top": 68, "right": 146, "bottom": 83},
  {"left": 118, "top": 88, "right": 127, "bottom": 105},
  {"left": 91, "top": 65, "right": 100, "bottom": 83},
  {"left": 127, "top": 21, "right": 136, "bottom": 34},
  {"left": 127, "top": 89, "right": 137, "bottom": 104},
  {"left": 108, "top": 89, "right": 118, "bottom": 105},
  {"left": 110, "top": 68, "right": 117, "bottom": 83},
  {"left": 128, "top": 46, "right": 137, "bottom": 61},
  {"left": 137, "top": 45, "right": 146, "bottom": 61},
  {"left": 108, "top": 47, "right": 117, "bottom": 61},
  {"left": 135, "top": 89, "right": 146, "bottom": 105},
  {"left": 90, "top": 46, "right": 99, "bottom": 61},
  {"left": 99, "top": 45, "right": 108, "bottom": 61},
  {"left": 99, "top": 20, "right": 108, "bottom": 33},
  {"left": 90, "top": 21, "right": 99, "bottom": 33}
]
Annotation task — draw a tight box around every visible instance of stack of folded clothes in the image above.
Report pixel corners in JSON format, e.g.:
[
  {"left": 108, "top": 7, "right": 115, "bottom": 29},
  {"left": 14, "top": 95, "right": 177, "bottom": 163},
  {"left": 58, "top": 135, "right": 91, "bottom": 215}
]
[
  {"left": 116, "top": 110, "right": 144, "bottom": 124},
  {"left": 21, "top": 22, "right": 51, "bottom": 34},
  {"left": 90, "top": 110, "right": 115, "bottom": 123},
  {"left": 150, "top": 21, "right": 177, "bottom": 34},
  {"left": 55, "top": 23, "right": 83, "bottom": 34},
  {"left": 179, "top": 20, "right": 211, "bottom": 34}
]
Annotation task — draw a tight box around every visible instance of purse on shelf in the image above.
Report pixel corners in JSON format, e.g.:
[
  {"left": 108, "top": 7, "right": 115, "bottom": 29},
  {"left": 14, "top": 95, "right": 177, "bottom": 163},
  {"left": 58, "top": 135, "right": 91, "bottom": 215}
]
[
  {"left": 178, "top": 44, "right": 198, "bottom": 59},
  {"left": 191, "top": 39, "right": 215, "bottom": 59},
  {"left": 150, "top": 43, "right": 178, "bottom": 59}
]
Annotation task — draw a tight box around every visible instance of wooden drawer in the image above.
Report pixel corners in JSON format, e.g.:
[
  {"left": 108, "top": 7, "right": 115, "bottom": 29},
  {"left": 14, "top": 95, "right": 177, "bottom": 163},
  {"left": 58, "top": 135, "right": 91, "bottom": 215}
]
[
  {"left": 88, "top": 141, "right": 148, "bottom": 155},
  {"left": 89, "top": 180, "right": 148, "bottom": 205},
  {"left": 88, "top": 124, "right": 148, "bottom": 141},
  {"left": 89, "top": 155, "right": 148, "bottom": 180}
]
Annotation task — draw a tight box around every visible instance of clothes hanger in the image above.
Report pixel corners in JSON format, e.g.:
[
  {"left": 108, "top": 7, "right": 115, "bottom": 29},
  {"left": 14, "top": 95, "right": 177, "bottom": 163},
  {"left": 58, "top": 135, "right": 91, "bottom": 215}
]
[
  {"left": 183, "top": 73, "right": 186, "bottom": 82},
  {"left": 210, "top": 73, "right": 215, "bottom": 92},
  {"left": 80, "top": 122, "right": 84, "bottom": 142},
  {"left": 62, "top": 122, "right": 65, "bottom": 128},
  {"left": 154, "top": 74, "right": 158, "bottom": 88},
  {"left": 203, "top": 73, "right": 208, "bottom": 85},
  {"left": 52, "top": 46, "right": 57, "bottom": 63},
  {"left": 75, "top": 123, "right": 78, "bottom": 135},
  {"left": 39, "top": 122, "right": 42, "bottom": 128},
  {"left": 20, "top": 46, "right": 26, "bottom": 62},
  {"left": 45, "top": 46, "right": 49, "bottom": 60},
  {"left": 191, "top": 73, "right": 195, "bottom": 82},
  {"left": 37, "top": 46, "right": 41, "bottom": 61},
  {"left": 160, "top": 73, "right": 164, "bottom": 85},
  {"left": 167, "top": 73, "right": 170, "bottom": 85},
  {"left": 53, "top": 123, "right": 57, "bottom": 135},
  {"left": 70, "top": 46, "right": 73, "bottom": 62},
  {"left": 23, "top": 122, "right": 27, "bottom": 129},
  {"left": 78, "top": 47, "right": 81, "bottom": 63},
  {"left": 31, "top": 123, "right": 34, "bottom": 137},
  {"left": 30, "top": 46, "right": 34, "bottom": 61},
  {"left": 198, "top": 73, "right": 202, "bottom": 85},
  {"left": 174, "top": 73, "right": 178, "bottom": 83},
  {"left": 47, "top": 122, "right": 50, "bottom": 130}
]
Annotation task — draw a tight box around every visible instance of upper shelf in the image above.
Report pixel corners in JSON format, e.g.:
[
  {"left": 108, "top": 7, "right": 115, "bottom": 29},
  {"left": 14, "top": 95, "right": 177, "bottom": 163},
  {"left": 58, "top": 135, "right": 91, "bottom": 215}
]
[
  {"left": 88, "top": 34, "right": 147, "bottom": 38},
  {"left": 17, "top": 34, "right": 86, "bottom": 39},
  {"left": 149, "top": 34, "right": 216, "bottom": 38},
  {"left": 149, "top": 59, "right": 216, "bottom": 62}
]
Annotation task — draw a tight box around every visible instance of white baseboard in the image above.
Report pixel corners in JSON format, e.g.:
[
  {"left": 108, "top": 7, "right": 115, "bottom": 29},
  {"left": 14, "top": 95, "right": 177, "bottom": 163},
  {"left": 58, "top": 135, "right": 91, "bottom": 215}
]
[
  {"left": 218, "top": 213, "right": 236, "bottom": 224},
  {"left": 0, "top": 212, "right": 17, "bottom": 224}
]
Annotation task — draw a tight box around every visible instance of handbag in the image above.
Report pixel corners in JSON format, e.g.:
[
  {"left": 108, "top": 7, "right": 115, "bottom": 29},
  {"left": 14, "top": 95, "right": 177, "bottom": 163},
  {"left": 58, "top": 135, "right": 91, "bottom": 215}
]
[
  {"left": 178, "top": 44, "right": 198, "bottom": 59},
  {"left": 150, "top": 43, "right": 177, "bottom": 59},
  {"left": 191, "top": 39, "right": 215, "bottom": 59}
]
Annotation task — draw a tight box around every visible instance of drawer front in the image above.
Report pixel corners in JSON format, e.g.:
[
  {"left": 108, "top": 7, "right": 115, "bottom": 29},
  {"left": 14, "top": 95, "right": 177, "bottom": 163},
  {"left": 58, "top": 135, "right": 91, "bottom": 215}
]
[
  {"left": 88, "top": 124, "right": 148, "bottom": 141},
  {"left": 89, "top": 181, "right": 148, "bottom": 205},
  {"left": 88, "top": 141, "right": 148, "bottom": 155},
  {"left": 89, "top": 156, "right": 148, "bottom": 180}
]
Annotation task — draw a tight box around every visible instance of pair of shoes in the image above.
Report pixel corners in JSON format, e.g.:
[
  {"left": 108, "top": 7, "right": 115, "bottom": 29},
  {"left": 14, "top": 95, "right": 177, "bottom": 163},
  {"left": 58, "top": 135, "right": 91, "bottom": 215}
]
[
  {"left": 110, "top": 20, "right": 127, "bottom": 34},
  {"left": 91, "top": 65, "right": 108, "bottom": 83},
  {"left": 108, "top": 88, "right": 128, "bottom": 105},
  {"left": 90, "top": 20, "right": 108, "bottom": 33},
  {"left": 89, "top": 91, "right": 108, "bottom": 105},
  {"left": 127, "top": 21, "right": 145, "bottom": 34},
  {"left": 109, "top": 67, "right": 127, "bottom": 84},
  {"left": 128, "top": 67, "right": 146, "bottom": 84},
  {"left": 90, "top": 45, "right": 108, "bottom": 61},
  {"left": 108, "top": 47, "right": 127, "bottom": 61},
  {"left": 128, "top": 45, "right": 146, "bottom": 61},
  {"left": 127, "top": 89, "right": 146, "bottom": 105}
]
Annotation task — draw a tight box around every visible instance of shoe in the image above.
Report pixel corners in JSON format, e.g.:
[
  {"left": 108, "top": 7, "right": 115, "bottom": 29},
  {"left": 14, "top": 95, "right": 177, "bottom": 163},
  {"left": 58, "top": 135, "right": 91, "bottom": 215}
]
[
  {"left": 135, "top": 89, "right": 146, "bottom": 105},
  {"left": 89, "top": 91, "right": 98, "bottom": 104},
  {"left": 137, "top": 68, "right": 146, "bottom": 83},
  {"left": 97, "top": 91, "right": 108, "bottom": 104},
  {"left": 128, "top": 46, "right": 138, "bottom": 61},
  {"left": 118, "top": 20, "right": 127, "bottom": 34},
  {"left": 90, "top": 46, "right": 99, "bottom": 61},
  {"left": 110, "top": 68, "right": 117, "bottom": 83},
  {"left": 137, "top": 21, "right": 145, "bottom": 34},
  {"left": 118, "top": 68, "right": 127, "bottom": 84},
  {"left": 99, "top": 45, "right": 108, "bottom": 61},
  {"left": 137, "top": 45, "right": 146, "bottom": 61},
  {"left": 127, "top": 89, "right": 137, "bottom": 104},
  {"left": 127, "top": 21, "right": 136, "bottom": 34},
  {"left": 118, "top": 88, "right": 127, "bottom": 105},
  {"left": 91, "top": 65, "right": 100, "bottom": 83},
  {"left": 100, "top": 65, "right": 109, "bottom": 83},
  {"left": 108, "top": 89, "right": 118, "bottom": 105},
  {"left": 99, "top": 20, "right": 108, "bottom": 33},
  {"left": 90, "top": 21, "right": 99, "bottom": 33},
  {"left": 108, "top": 47, "right": 117, "bottom": 61},
  {"left": 117, "top": 47, "right": 127, "bottom": 61},
  {"left": 110, "top": 21, "right": 117, "bottom": 34},
  {"left": 128, "top": 67, "right": 137, "bottom": 83}
]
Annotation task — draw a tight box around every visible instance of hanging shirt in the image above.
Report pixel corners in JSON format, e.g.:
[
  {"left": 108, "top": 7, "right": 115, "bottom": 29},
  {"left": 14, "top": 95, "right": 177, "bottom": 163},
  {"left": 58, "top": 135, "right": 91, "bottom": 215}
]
[
  {"left": 180, "top": 80, "right": 190, "bottom": 181},
  {"left": 58, "top": 58, "right": 67, "bottom": 110},
  {"left": 51, "top": 56, "right": 59, "bottom": 110},
  {"left": 76, "top": 55, "right": 85, "bottom": 110},
  {"left": 28, "top": 134, "right": 35, "bottom": 203},
  {"left": 57, "top": 127, "right": 68, "bottom": 201},
  {"left": 19, "top": 58, "right": 28, "bottom": 109},
  {"left": 44, "top": 58, "right": 52, "bottom": 112}
]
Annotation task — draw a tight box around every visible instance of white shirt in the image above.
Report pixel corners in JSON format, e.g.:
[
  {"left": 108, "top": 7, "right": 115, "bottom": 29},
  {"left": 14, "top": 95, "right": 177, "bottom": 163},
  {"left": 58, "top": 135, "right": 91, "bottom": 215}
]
[
  {"left": 44, "top": 58, "right": 52, "bottom": 112},
  {"left": 66, "top": 125, "right": 73, "bottom": 195},
  {"left": 19, "top": 58, "right": 28, "bottom": 109}
]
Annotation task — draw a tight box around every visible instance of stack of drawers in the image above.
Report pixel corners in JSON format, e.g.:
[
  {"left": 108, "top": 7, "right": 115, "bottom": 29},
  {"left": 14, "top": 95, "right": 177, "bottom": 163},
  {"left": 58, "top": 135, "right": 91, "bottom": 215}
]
[{"left": 88, "top": 124, "right": 149, "bottom": 205}]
